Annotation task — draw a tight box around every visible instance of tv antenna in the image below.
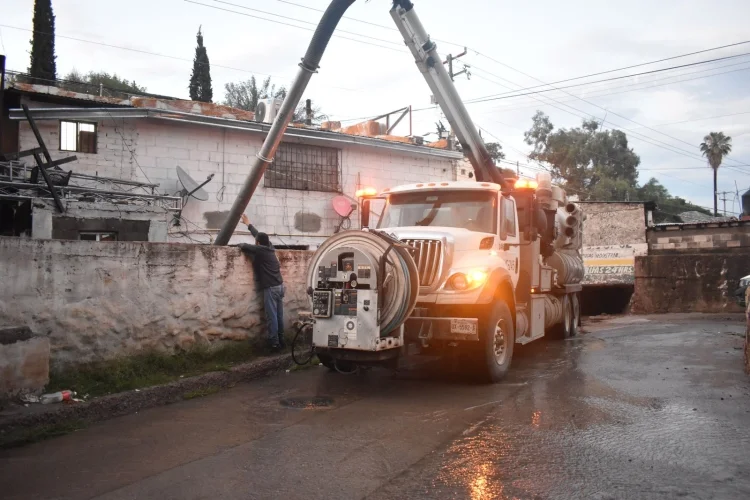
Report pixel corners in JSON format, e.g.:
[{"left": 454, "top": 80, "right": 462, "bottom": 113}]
[{"left": 173, "top": 166, "right": 214, "bottom": 227}]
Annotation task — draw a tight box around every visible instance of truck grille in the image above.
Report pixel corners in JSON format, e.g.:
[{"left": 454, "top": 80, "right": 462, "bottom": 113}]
[{"left": 401, "top": 239, "right": 443, "bottom": 286}]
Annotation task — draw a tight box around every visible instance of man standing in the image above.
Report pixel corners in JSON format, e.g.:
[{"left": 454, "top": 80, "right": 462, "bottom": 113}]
[{"left": 237, "top": 214, "right": 286, "bottom": 351}]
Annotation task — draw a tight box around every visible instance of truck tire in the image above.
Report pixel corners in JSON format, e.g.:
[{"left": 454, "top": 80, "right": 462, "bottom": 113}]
[
  {"left": 317, "top": 353, "right": 336, "bottom": 371},
  {"left": 570, "top": 293, "right": 580, "bottom": 337},
  {"left": 562, "top": 294, "right": 573, "bottom": 338},
  {"left": 477, "top": 301, "right": 515, "bottom": 383}
]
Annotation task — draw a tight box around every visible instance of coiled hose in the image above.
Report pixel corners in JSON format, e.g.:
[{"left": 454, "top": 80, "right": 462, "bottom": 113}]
[{"left": 306, "top": 230, "right": 419, "bottom": 335}]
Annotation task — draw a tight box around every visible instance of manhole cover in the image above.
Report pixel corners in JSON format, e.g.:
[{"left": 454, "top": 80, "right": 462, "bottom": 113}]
[{"left": 280, "top": 396, "right": 334, "bottom": 409}]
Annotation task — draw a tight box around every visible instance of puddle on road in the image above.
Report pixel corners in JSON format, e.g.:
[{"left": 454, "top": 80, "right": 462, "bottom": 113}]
[{"left": 279, "top": 396, "right": 334, "bottom": 409}]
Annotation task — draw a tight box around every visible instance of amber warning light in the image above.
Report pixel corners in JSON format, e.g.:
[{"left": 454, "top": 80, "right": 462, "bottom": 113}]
[
  {"left": 514, "top": 179, "right": 539, "bottom": 190},
  {"left": 355, "top": 187, "right": 378, "bottom": 198}
]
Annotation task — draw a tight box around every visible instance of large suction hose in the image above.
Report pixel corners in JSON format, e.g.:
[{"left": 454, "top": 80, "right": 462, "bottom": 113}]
[
  {"left": 214, "top": 0, "right": 357, "bottom": 245},
  {"left": 306, "top": 231, "right": 419, "bottom": 335}
]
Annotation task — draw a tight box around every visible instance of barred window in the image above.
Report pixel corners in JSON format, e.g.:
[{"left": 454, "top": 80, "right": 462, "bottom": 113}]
[{"left": 264, "top": 143, "right": 341, "bottom": 192}]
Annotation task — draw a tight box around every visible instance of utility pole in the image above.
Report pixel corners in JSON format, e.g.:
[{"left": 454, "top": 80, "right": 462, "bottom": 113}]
[
  {"left": 718, "top": 191, "right": 732, "bottom": 216},
  {"left": 443, "top": 47, "right": 470, "bottom": 81}
]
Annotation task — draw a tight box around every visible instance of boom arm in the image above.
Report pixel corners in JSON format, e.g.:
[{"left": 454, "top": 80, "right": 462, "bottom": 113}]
[
  {"left": 214, "top": 0, "right": 505, "bottom": 245},
  {"left": 390, "top": 1, "right": 504, "bottom": 185}
]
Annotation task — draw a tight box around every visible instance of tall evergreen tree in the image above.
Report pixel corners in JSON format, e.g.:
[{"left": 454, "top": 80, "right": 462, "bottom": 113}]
[
  {"left": 189, "top": 26, "right": 212, "bottom": 103},
  {"left": 28, "top": 0, "right": 57, "bottom": 84}
]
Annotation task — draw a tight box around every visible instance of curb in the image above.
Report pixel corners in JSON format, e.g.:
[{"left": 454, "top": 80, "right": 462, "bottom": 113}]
[{"left": 0, "top": 353, "right": 293, "bottom": 448}]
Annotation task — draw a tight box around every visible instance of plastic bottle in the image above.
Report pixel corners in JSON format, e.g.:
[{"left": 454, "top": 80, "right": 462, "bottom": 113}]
[{"left": 40, "top": 390, "right": 76, "bottom": 404}]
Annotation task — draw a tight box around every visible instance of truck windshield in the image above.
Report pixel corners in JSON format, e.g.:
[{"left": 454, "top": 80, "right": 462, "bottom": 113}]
[{"left": 378, "top": 190, "right": 497, "bottom": 233}]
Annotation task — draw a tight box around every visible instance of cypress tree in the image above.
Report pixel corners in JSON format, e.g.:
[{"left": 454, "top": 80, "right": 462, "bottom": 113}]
[
  {"left": 28, "top": 0, "right": 57, "bottom": 84},
  {"left": 189, "top": 26, "right": 213, "bottom": 103}
]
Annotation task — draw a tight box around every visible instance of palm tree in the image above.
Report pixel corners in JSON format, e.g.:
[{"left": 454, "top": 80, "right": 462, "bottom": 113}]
[{"left": 700, "top": 131, "right": 732, "bottom": 216}]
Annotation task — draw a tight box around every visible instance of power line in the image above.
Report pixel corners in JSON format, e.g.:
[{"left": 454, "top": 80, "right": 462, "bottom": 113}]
[
  {"left": 469, "top": 60, "right": 750, "bottom": 111},
  {"left": 468, "top": 52, "right": 750, "bottom": 171},
  {"left": 468, "top": 39, "right": 750, "bottom": 97},
  {"left": 464, "top": 52, "right": 750, "bottom": 105},
  {"left": 205, "top": 0, "right": 404, "bottom": 47},
  {"left": 466, "top": 61, "right": 747, "bottom": 177},
  {"left": 0, "top": 24, "right": 360, "bottom": 92},
  {"left": 184, "top": 0, "right": 406, "bottom": 53},
  {"left": 271, "top": 0, "right": 466, "bottom": 49}
]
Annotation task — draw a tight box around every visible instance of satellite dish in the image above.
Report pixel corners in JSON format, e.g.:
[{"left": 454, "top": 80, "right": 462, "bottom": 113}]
[
  {"left": 254, "top": 101, "right": 266, "bottom": 123},
  {"left": 332, "top": 196, "right": 355, "bottom": 217},
  {"left": 176, "top": 166, "right": 213, "bottom": 202}
]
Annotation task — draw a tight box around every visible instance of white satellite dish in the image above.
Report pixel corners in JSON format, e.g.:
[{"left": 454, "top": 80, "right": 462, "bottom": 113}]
[{"left": 176, "top": 166, "right": 213, "bottom": 202}]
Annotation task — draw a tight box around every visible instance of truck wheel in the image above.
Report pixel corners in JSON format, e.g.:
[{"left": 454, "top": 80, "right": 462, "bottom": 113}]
[
  {"left": 477, "top": 301, "right": 515, "bottom": 383},
  {"left": 562, "top": 294, "right": 573, "bottom": 338},
  {"left": 570, "top": 293, "right": 580, "bottom": 337},
  {"left": 317, "top": 353, "right": 336, "bottom": 371}
]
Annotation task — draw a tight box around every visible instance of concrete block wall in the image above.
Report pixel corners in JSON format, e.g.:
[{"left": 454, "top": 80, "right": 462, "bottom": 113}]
[
  {"left": 0, "top": 237, "right": 313, "bottom": 368},
  {"left": 648, "top": 223, "right": 750, "bottom": 254},
  {"left": 631, "top": 252, "right": 748, "bottom": 314}
]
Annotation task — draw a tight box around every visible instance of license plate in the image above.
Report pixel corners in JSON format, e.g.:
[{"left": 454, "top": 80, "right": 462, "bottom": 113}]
[{"left": 450, "top": 319, "right": 477, "bottom": 335}]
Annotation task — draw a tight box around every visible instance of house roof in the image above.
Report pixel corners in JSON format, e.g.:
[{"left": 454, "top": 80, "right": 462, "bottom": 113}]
[
  {"left": 10, "top": 106, "right": 463, "bottom": 160},
  {"left": 677, "top": 211, "right": 736, "bottom": 224},
  {"left": 7, "top": 82, "right": 462, "bottom": 160}
]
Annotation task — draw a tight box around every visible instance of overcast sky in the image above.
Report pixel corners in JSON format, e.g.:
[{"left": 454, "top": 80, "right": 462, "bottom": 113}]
[{"left": 2, "top": 0, "right": 749, "bottom": 214}]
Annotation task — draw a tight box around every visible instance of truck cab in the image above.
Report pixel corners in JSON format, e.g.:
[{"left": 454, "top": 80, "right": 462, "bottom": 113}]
[{"left": 375, "top": 181, "right": 520, "bottom": 306}]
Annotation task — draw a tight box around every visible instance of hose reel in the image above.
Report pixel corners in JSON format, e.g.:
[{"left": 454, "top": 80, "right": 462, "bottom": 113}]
[{"left": 307, "top": 230, "right": 419, "bottom": 336}]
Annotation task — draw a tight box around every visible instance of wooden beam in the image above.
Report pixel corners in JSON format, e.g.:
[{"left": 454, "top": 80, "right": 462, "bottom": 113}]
[{"left": 23, "top": 105, "right": 65, "bottom": 212}]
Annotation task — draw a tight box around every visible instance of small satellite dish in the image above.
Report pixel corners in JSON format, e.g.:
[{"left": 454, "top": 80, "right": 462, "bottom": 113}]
[
  {"left": 176, "top": 166, "right": 213, "bottom": 202},
  {"left": 332, "top": 196, "right": 355, "bottom": 217}
]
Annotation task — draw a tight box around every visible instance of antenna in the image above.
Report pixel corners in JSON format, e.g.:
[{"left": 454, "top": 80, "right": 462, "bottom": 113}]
[
  {"left": 176, "top": 166, "right": 213, "bottom": 202},
  {"left": 173, "top": 166, "right": 214, "bottom": 227}
]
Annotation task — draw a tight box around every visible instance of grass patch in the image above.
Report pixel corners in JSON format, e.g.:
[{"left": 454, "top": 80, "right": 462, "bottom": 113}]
[
  {"left": 1, "top": 420, "right": 87, "bottom": 449},
  {"left": 182, "top": 386, "right": 221, "bottom": 400},
  {"left": 289, "top": 355, "right": 320, "bottom": 372},
  {"left": 48, "top": 343, "right": 260, "bottom": 398}
]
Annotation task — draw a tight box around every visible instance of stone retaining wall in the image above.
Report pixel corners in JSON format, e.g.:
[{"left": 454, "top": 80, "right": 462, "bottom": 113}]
[
  {"left": 631, "top": 252, "right": 747, "bottom": 314},
  {"left": 0, "top": 237, "right": 312, "bottom": 368}
]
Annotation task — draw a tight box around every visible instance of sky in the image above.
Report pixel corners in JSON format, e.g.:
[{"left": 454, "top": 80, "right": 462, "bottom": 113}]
[{"left": 1, "top": 0, "right": 749, "bottom": 215}]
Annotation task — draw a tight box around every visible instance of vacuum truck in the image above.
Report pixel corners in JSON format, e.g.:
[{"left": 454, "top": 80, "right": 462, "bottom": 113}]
[
  {"left": 213, "top": 0, "right": 585, "bottom": 382},
  {"left": 308, "top": 173, "right": 584, "bottom": 381},
  {"left": 305, "top": 1, "right": 584, "bottom": 382}
]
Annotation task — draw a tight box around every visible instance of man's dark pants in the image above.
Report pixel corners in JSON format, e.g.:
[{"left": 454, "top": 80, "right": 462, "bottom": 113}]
[{"left": 263, "top": 284, "right": 285, "bottom": 346}]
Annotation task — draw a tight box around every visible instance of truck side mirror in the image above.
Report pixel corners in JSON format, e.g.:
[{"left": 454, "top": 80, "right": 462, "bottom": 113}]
[{"left": 499, "top": 196, "right": 507, "bottom": 241}]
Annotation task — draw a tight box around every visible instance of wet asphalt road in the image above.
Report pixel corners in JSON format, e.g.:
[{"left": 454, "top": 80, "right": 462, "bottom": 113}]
[{"left": 1, "top": 314, "right": 749, "bottom": 500}]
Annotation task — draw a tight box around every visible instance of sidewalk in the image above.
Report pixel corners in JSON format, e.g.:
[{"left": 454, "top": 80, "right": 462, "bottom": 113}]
[{"left": 0, "top": 353, "right": 292, "bottom": 448}]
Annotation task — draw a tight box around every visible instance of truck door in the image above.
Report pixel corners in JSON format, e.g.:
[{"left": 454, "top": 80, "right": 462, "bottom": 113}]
[{"left": 500, "top": 195, "right": 521, "bottom": 287}]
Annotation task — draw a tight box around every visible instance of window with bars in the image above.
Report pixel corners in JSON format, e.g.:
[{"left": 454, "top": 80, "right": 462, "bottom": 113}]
[{"left": 264, "top": 143, "right": 341, "bottom": 192}]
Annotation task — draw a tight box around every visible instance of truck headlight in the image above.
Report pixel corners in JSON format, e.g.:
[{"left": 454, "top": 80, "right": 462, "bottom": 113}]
[{"left": 447, "top": 269, "right": 488, "bottom": 291}]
